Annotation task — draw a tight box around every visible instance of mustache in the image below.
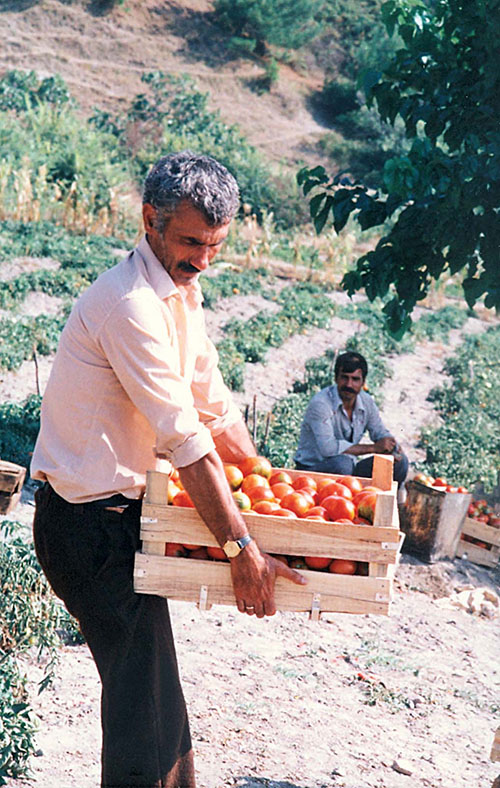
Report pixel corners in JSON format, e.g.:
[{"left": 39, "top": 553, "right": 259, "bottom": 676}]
[
  {"left": 179, "top": 262, "right": 199, "bottom": 273},
  {"left": 340, "top": 386, "right": 356, "bottom": 394}
]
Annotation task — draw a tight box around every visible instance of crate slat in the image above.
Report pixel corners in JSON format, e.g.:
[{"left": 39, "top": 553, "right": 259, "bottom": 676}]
[
  {"left": 456, "top": 517, "right": 500, "bottom": 568},
  {"left": 134, "top": 554, "right": 394, "bottom": 615}
]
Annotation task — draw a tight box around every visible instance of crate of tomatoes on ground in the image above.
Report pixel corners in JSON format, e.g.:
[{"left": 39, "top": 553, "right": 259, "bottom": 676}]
[
  {"left": 134, "top": 454, "right": 404, "bottom": 618},
  {"left": 399, "top": 472, "right": 472, "bottom": 563},
  {"left": 456, "top": 499, "right": 500, "bottom": 568}
]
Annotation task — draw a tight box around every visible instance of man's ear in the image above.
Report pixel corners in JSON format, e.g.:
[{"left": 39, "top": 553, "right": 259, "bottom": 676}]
[{"left": 142, "top": 203, "right": 157, "bottom": 234}]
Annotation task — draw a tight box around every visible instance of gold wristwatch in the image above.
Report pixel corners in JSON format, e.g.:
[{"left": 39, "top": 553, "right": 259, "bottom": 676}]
[{"left": 222, "top": 534, "right": 253, "bottom": 558}]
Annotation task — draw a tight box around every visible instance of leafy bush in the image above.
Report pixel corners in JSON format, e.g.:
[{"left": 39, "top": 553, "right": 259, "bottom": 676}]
[
  {"left": 0, "top": 70, "right": 71, "bottom": 112},
  {"left": 0, "top": 396, "right": 41, "bottom": 468},
  {"left": 418, "top": 326, "right": 500, "bottom": 488},
  {"left": 0, "top": 521, "right": 81, "bottom": 781},
  {"left": 201, "top": 266, "right": 271, "bottom": 309}
]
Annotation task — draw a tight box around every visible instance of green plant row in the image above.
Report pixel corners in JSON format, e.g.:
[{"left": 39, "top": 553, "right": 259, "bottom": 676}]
[
  {"left": 0, "top": 315, "right": 68, "bottom": 371},
  {"left": 417, "top": 325, "right": 500, "bottom": 489},
  {"left": 217, "top": 283, "right": 336, "bottom": 390},
  {"left": 0, "top": 521, "right": 82, "bottom": 782}
]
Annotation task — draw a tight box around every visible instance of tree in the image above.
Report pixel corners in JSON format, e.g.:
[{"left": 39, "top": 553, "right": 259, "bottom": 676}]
[
  {"left": 213, "top": 0, "right": 320, "bottom": 55},
  {"left": 298, "top": 0, "right": 500, "bottom": 336}
]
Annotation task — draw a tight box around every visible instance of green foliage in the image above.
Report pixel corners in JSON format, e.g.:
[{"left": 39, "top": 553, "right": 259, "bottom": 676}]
[
  {"left": 0, "top": 70, "right": 71, "bottom": 112},
  {"left": 418, "top": 326, "right": 500, "bottom": 488},
  {"left": 412, "top": 305, "right": 468, "bottom": 343},
  {"left": 213, "top": 0, "right": 320, "bottom": 55},
  {"left": 299, "top": 0, "right": 500, "bottom": 335},
  {"left": 201, "top": 267, "right": 271, "bottom": 309},
  {"left": 0, "top": 315, "right": 67, "bottom": 371},
  {"left": 0, "top": 522, "right": 81, "bottom": 781},
  {"left": 217, "top": 284, "right": 336, "bottom": 390},
  {"left": 0, "top": 396, "right": 41, "bottom": 468}
]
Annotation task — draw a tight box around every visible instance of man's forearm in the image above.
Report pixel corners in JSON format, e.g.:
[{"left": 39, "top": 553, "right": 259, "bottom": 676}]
[
  {"left": 178, "top": 450, "right": 249, "bottom": 546},
  {"left": 343, "top": 443, "right": 378, "bottom": 457},
  {"left": 212, "top": 419, "right": 256, "bottom": 464}
]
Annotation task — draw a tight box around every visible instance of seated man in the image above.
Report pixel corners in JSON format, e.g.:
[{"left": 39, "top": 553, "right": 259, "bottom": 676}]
[{"left": 294, "top": 351, "right": 408, "bottom": 486}]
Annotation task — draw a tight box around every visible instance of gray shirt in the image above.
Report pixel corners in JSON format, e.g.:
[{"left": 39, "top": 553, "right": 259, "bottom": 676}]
[{"left": 294, "top": 385, "right": 392, "bottom": 466}]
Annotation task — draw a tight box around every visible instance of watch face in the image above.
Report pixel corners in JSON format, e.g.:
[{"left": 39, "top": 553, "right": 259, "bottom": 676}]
[{"left": 223, "top": 541, "right": 240, "bottom": 558}]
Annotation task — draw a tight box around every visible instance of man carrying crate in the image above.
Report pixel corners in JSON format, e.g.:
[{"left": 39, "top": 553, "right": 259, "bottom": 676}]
[
  {"left": 31, "top": 151, "right": 306, "bottom": 788},
  {"left": 295, "top": 350, "right": 409, "bottom": 487}
]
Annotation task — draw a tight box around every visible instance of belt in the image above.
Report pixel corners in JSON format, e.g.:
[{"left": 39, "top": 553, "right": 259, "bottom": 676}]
[{"left": 92, "top": 493, "right": 141, "bottom": 514}]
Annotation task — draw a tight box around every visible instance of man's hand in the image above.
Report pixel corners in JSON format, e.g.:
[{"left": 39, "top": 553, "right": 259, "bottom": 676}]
[
  {"left": 373, "top": 437, "right": 397, "bottom": 454},
  {"left": 230, "top": 540, "right": 307, "bottom": 618}
]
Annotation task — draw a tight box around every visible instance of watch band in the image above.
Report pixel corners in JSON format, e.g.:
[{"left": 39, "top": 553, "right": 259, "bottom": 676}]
[{"left": 222, "top": 534, "right": 253, "bottom": 558}]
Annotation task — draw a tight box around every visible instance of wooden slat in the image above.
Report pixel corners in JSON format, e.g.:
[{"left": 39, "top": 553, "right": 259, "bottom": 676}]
[
  {"left": 461, "top": 517, "right": 500, "bottom": 547},
  {"left": 456, "top": 541, "right": 499, "bottom": 568},
  {"left": 140, "top": 504, "right": 401, "bottom": 563},
  {"left": 372, "top": 454, "right": 394, "bottom": 492},
  {"left": 133, "top": 554, "right": 393, "bottom": 615},
  {"left": 491, "top": 727, "right": 500, "bottom": 762}
]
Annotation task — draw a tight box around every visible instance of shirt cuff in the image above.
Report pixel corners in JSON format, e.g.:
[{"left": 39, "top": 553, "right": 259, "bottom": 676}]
[
  {"left": 206, "top": 401, "right": 244, "bottom": 438},
  {"left": 156, "top": 427, "right": 215, "bottom": 469}
]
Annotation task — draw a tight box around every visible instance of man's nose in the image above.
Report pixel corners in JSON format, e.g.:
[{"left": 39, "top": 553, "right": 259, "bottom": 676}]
[{"left": 190, "top": 246, "right": 212, "bottom": 271}]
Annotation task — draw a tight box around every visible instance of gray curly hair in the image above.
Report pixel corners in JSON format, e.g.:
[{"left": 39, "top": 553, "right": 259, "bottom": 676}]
[{"left": 143, "top": 150, "right": 240, "bottom": 231}]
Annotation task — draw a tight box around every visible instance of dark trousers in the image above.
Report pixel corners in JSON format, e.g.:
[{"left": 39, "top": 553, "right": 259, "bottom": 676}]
[
  {"left": 296, "top": 452, "right": 409, "bottom": 486},
  {"left": 33, "top": 483, "right": 196, "bottom": 788}
]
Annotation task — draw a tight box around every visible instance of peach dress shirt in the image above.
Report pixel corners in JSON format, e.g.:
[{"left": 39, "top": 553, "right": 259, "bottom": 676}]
[{"left": 30, "top": 236, "right": 242, "bottom": 503}]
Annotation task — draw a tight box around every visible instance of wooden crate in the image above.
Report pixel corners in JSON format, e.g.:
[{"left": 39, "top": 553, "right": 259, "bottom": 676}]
[
  {"left": 456, "top": 517, "right": 500, "bottom": 568},
  {"left": 491, "top": 727, "right": 500, "bottom": 762},
  {"left": 134, "top": 456, "right": 403, "bottom": 618},
  {"left": 400, "top": 480, "right": 471, "bottom": 562},
  {"left": 0, "top": 460, "right": 26, "bottom": 515}
]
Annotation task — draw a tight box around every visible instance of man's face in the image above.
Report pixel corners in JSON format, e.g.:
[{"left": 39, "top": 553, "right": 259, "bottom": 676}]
[
  {"left": 143, "top": 200, "right": 231, "bottom": 286},
  {"left": 335, "top": 367, "right": 365, "bottom": 399}
]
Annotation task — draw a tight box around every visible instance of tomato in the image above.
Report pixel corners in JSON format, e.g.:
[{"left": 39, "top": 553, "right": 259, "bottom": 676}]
[
  {"left": 446, "top": 485, "right": 458, "bottom": 493},
  {"left": 280, "top": 491, "right": 312, "bottom": 518},
  {"left": 223, "top": 464, "right": 244, "bottom": 490},
  {"left": 292, "top": 475, "right": 317, "bottom": 493},
  {"left": 468, "top": 503, "right": 478, "bottom": 515},
  {"left": 165, "top": 542, "right": 186, "bottom": 557},
  {"left": 241, "top": 473, "right": 270, "bottom": 494},
  {"left": 207, "top": 546, "right": 228, "bottom": 561},
  {"left": 232, "top": 490, "right": 252, "bottom": 511},
  {"left": 304, "top": 556, "right": 331, "bottom": 570},
  {"left": 170, "top": 468, "right": 180, "bottom": 484},
  {"left": 356, "top": 491, "right": 378, "bottom": 523},
  {"left": 352, "top": 485, "right": 381, "bottom": 505},
  {"left": 273, "top": 508, "right": 296, "bottom": 517},
  {"left": 247, "top": 485, "right": 276, "bottom": 505},
  {"left": 337, "top": 475, "right": 363, "bottom": 495},
  {"left": 488, "top": 517, "right": 500, "bottom": 528},
  {"left": 167, "top": 480, "right": 182, "bottom": 504},
  {"left": 271, "top": 482, "right": 294, "bottom": 500},
  {"left": 182, "top": 543, "right": 200, "bottom": 550},
  {"left": 269, "top": 470, "right": 293, "bottom": 486},
  {"left": 477, "top": 513, "right": 490, "bottom": 523},
  {"left": 328, "top": 558, "right": 358, "bottom": 575},
  {"left": 315, "top": 477, "right": 335, "bottom": 493},
  {"left": 252, "top": 500, "right": 281, "bottom": 515},
  {"left": 272, "top": 554, "right": 289, "bottom": 565},
  {"left": 457, "top": 486, "right": 469, "bottom": 494},
  {"left": 304, "top": 506, "right": 328, "bottom": 519},
  {"left": 322, "top": 495, "right": 355, "bottom": 521},
  {"left": 299, "top": 489, "right": 317, "bottom": 509},
  {"left": 239, "top": 455, "right": 272, "bottom": 478},
  {"left": 289, "top": 557, "right": 307, "bottom": 569},
  {"left": 188, "top": 547, "right": 209, "bottom": 560},
  {"left": 318, "top": 480, "right": 353, "bottom": 502},
  {"left": 353, "top": 515, "right": 372, "bottom": 525},
  {"left": 432, "top": 477, "right": 447, "bottom": 487},
  {"left": 172, "top": 490, "right": 195, "bottom": 508}
]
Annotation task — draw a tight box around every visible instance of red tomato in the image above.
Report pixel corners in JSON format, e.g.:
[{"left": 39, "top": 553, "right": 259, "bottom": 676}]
[
  {"left": 304, "top": 506, "right": 328, "bottom": 519},
  {"left": 352, "top": 486, "right": 381, "bottom": 506},
  {"left": 165, "top": 542, "right": 186, "bottom": 557},
  {"left": 356, "top": 491, "right": 378, "bottom": 523},
  {"left": 247, "top": 485, "right": 276, "bottom": 505},
  {"left": 241, "top": 473, "right": 270, "bottom": 494},
  {"left": 233, "top": 490, "right": 252, "bottom": 511},
  {"left": 207, "top": 546, "right": 228, "bottom": 561},
  {"left": 337, "top": 475, "right": 363, "bottom": 495},
  {"left": 273, "top": 508, "right": 296, "bottom": 517},
  {"left": 280, "top": 492, "right": 312, "bottom": 518},
  {"left": 289, "top": 557, "right": 307, "bottom": 569},
  {"left": 182, "top": 543, "right": 201, "bottom": 550},
  {"left": 328, "top": 558, "right": 358, "bottom": 575},
  {"left": 252, "top": 500, "right": 281, "bottom": 515},
  {"left": 172, "top": 490, "right": 195, "bottom": 508},
  {"left": 318, "top": 480, "right": 353, "bottom": 502},
  {"left": 239, "top": 455, "right": 272, "bottom": 478},
  {"left": 304, "top": 556, "right": 331, "bottom": 570},
  {"left": 457, "top": 486, "right": 469, "bottom": 494},
  {"left": 322, "top": 495, "right": 355, "bottom": 522},
  {"left": 353, "top": 515, "right": 372, "bottom": 525},
  {"left": 292, "top": 475, "right": 318, "bottom": 493},
  {"left": 432, "top": 477, "right": 447, "bottom": 487},
  {"left": 271, "top": 482, "right": 294, "bottom": 500},
  {"left": 188, "top": 547, "right": 209, "bottom": 560},
  {"left": 223, "top": 464, "right": 244, "bottom": 490},
  {"left": 269, "top": 470, "right": 293, "bottom": 486}
]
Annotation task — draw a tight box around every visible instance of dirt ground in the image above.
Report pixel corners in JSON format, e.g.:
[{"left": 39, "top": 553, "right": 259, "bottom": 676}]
[{"left": 3, "top": 274, "right": 500, "bottom": 788}]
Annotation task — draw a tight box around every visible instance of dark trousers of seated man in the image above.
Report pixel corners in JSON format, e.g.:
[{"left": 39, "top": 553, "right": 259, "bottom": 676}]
[
  {"left": 33, "top": 483, "right": 196, "bottom": 788},
  {"left": 296, "top": 452, "right": 409, "bottom": 486}
]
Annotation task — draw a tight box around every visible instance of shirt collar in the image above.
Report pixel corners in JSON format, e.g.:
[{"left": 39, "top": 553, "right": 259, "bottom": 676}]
[
  {"left": 135, "top": 236, "right": 203, "bottom": 307},
  {"left": 329, "top": 385, "right": 366, "bottom": 414}
]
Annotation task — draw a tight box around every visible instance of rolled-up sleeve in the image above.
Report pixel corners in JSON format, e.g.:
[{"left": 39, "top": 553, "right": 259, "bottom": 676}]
[
  {"left": 365, "top": 398, "right": 392, "bottom": 443},
  {"left": 97, "top": 294, "right": 215, "bottom": 469}
]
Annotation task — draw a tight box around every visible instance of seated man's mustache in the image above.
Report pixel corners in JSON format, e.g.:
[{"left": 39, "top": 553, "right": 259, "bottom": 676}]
[{"left": 340, "top": 386, "right": 356, "bottom": 394}]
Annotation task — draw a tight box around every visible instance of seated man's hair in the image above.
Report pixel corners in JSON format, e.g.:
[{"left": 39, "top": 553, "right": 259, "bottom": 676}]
[
  {"left": 143, "top": 150, "right": 240, "bottom": 231},
  {"left": 334, "top": 351, "right": 368, "bottom": 380}
]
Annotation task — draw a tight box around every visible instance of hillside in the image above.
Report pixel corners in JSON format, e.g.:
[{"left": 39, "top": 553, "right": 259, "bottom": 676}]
[{"left": 0, "top": 0, "right": 327, "bottom": 168}]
